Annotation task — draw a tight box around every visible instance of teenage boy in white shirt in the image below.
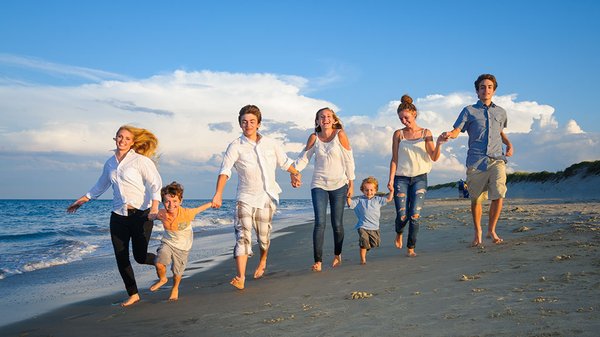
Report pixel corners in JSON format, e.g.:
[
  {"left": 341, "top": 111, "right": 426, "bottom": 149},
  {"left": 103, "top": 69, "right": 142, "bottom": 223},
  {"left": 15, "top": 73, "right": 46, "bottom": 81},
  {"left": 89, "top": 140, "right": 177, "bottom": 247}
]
[{"left": 211, "top": 105, "right": 301, "bottom": 290}]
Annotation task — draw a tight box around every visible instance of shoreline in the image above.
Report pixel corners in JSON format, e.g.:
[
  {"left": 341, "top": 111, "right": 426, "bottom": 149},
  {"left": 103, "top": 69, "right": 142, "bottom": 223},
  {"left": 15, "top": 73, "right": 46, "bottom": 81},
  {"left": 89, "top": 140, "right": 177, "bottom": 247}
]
[{"left": 2, "top": 197, "right": 599, "bottom": 336}]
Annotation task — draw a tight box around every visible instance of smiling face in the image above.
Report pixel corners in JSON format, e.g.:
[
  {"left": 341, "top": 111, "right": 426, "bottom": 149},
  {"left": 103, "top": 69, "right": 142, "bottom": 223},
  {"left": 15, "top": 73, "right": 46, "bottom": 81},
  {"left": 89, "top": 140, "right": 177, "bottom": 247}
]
[
  {"left": 317, "top": 109, "right": 335, "bottom": 131},
  {"left": 361, "top": 182, "right": 377, "bottom": 199},
  {"left": 239, "top": 113, "right": 260, "bottom": 139},
  {"left": 398, "top": 109, "right": 417, "bottom": 128},
  {"left": 162, "top": 194, "right": 182, "bottom": 215},
  {"left": 114, "top": 128, "right": 134, "bottom": 153},
  {"left": 477, "top": 78, "right": 496, "bottom": 105}
]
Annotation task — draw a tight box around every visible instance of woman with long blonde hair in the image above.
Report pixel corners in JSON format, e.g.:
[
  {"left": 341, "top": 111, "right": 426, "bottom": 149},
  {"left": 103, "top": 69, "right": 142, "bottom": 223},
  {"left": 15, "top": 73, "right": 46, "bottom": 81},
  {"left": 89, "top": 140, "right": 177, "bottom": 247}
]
[{"left": 67, "top": 125, "right": 162, "bottom": 306}]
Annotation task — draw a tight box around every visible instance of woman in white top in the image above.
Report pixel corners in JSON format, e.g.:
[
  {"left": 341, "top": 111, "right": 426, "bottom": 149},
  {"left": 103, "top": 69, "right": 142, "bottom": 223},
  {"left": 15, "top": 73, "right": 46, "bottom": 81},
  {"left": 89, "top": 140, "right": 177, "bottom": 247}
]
[
  {"left": 67, "top": 125, "right": 162, "bottom": 306},
  {"left": 295, "top": 107, "right": 355, "bottom": 272},
  {"left": 387, "top": 95, "right": 445, "bottom": 257}
]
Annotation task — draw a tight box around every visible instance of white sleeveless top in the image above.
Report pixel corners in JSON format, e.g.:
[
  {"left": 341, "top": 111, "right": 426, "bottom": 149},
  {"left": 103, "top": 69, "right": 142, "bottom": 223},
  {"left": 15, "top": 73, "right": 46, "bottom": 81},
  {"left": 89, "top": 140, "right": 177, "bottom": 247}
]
[
  {"left": 295, "top": 131, "right": 356, "bottom": 190},
  {"left": 395, "top": 129, "right": 432, "bottom": 177}
]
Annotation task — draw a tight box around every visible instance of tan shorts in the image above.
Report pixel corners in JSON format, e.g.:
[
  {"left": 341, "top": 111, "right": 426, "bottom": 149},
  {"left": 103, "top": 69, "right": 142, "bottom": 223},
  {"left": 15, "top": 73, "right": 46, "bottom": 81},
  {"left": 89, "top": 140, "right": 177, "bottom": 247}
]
[
  {"left": 466, "top": 160, "right": 507, "bottom": 203},
  {"left": 156, "top": 243, "right": 189, "bottom": 276}
]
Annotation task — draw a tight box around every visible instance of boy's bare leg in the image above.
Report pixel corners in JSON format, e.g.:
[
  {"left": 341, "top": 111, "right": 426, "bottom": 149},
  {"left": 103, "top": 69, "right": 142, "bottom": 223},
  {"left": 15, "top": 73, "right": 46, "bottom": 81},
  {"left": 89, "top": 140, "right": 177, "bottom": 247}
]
[
  {"left": 121, "top": 293, "right": 140, "bottom": 307},
  {"left": 230, "top": 255, "right": 247, "bottom": 290},
  {"left": 359, "top": 248, "right": 367, "bottom": 264},
  {"left": 169, "top": 275, "right": 182, "bottom": 300},
  {"left": 254, "top": 248, "right": 268, "bottom": 279},
  {"left": 487, "top": 198, "right": 504, "bottom": 243},
  {"left": 395, "top": 233, "right": 403, "bottom": 249},
  {"left": 470, "top": 201, "right": 483, "bottom": 247},
  {"left": 150, "top": 262, "right": 168, "bottom": 291}
]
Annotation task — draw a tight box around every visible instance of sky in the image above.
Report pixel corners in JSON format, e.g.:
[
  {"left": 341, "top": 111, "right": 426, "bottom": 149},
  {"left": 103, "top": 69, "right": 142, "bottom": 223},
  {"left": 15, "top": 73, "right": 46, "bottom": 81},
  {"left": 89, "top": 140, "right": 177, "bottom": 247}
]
[{"left": 1, "top": 0, "right": 599, "bottom": 199}]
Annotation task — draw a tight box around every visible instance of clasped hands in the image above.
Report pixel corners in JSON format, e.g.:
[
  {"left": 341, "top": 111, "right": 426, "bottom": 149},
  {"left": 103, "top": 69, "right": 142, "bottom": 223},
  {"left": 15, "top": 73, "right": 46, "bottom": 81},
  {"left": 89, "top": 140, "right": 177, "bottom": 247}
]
[{"left": 290, "top": 172, "right": 302, "bottom": 188}]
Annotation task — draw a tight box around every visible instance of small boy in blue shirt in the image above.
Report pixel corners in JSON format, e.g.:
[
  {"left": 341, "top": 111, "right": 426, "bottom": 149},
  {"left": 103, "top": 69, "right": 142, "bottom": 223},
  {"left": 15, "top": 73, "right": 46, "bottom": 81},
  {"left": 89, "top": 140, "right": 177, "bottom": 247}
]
[{"left": 347, "top": 176, "right": 393, "bottom": 264}]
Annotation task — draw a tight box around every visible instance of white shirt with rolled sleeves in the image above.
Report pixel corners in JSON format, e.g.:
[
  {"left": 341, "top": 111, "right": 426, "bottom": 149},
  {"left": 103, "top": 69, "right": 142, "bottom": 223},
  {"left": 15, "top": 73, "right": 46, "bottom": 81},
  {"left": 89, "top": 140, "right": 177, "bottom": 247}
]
[
  {"left": 218, "top": 133, "right": 294, "bottom": 208},
  {"left": 85, "top": 149, "right": 162, "bottom": 216}
]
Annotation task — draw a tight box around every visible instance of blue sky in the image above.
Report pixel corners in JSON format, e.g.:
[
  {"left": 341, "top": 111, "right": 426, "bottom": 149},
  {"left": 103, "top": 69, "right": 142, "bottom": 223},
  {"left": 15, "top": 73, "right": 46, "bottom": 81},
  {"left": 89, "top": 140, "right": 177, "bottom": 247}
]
[{"left": 1, "top": 0, "right": 599, "bottom": 199}]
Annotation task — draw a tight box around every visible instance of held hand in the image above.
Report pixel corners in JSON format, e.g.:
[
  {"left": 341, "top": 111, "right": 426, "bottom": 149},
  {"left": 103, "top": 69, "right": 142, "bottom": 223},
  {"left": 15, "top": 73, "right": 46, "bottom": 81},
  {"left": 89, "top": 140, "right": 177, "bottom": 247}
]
[
  {"left": 290, "top": 173, "right": 302, "bottom": 188},
  {"left": 387, "top": 181, "right": 393, "bottom": 191},
  {"left": 211, "top": 194, "right": 223, "bottom": 208},
  {"left": 437, "top": 134, "right": 448, "bottom": 144}
]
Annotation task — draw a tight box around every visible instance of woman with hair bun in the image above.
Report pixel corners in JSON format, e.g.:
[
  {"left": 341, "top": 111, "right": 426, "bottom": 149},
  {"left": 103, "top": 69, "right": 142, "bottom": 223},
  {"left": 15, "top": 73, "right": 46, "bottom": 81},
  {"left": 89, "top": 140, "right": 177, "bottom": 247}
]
[
  {"left": 387, "top": 95, "right": 445, "bottom": 257},
  {"left": 67, "top": 125, "right": 162, "bottom": 306}
]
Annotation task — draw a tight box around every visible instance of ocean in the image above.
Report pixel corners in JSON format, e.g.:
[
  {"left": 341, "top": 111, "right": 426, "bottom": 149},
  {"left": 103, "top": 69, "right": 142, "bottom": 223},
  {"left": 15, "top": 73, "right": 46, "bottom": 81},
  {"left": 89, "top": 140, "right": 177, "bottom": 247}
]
[{"left": 0, "top": 199, "right": 313, "bottom": 326}]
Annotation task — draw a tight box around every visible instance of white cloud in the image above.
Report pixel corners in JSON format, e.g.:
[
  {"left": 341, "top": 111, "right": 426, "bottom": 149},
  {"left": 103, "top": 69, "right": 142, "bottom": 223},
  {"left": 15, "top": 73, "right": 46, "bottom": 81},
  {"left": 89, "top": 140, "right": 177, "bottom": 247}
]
[{"left": 1, "top": 65, "right": 599, "bottom": 198}]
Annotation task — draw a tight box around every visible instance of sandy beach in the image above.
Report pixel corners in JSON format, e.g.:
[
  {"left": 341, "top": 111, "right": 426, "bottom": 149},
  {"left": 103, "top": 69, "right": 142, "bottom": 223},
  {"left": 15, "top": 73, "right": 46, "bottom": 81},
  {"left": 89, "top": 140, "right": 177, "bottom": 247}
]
[{"left": 1, "top": 195, "right": 599, "bottom": 336}]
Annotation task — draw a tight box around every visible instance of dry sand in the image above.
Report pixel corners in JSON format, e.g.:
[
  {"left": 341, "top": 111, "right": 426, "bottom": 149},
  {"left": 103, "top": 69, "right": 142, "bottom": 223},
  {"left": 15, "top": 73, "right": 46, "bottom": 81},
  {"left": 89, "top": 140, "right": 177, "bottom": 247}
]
[{"left": 1, "top": 197, "right": 599, "bottom": 337}]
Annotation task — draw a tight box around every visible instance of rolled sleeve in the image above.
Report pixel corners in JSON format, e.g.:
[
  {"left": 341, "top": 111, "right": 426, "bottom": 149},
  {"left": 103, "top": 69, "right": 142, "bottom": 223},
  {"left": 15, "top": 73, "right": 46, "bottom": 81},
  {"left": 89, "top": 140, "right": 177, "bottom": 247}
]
[
  {"left": 275, "top": 141, "right": 293, "bottom": 171},
  {"left": 141, "top": 158, "right": 162, "bottom": 201},
  {"left": 218, "top": 142, "right": 239, "bottom": 179}
]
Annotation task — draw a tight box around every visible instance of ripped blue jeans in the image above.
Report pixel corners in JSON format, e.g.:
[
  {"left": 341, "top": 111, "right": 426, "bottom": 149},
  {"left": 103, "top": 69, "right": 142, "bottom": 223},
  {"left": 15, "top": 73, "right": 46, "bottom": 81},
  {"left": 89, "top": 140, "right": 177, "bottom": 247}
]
[{"left": 393, "top": 174, "right": 428, "bottom": 249}]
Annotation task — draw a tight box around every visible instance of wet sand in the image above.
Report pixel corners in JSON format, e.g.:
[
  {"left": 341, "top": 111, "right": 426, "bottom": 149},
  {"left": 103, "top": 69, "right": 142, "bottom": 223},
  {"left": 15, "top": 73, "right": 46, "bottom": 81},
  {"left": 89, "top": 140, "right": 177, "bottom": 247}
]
[{"left": 1, "top": 198, "right": 599, "bottom": 337}]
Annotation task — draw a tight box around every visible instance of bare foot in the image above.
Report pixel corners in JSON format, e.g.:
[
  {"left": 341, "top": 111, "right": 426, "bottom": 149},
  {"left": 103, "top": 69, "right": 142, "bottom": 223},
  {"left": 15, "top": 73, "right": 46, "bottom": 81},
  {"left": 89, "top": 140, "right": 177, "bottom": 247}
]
[
  {"left": 150, "top": 278, "right": 168, "bottom": 292},
  {"left": 230, "top": 276, "right": 245, "bottom": 290},
  {"left": 311, "top": 262, "right": 322, "bottom": 272},
  {"left": 487, "top": 232, "right": 504, "bottom": 244},
  {"left": 254, "top": 264, "right": 266, "bottom": 279},
  {"left": 395, "top": 233, "right": 403, "bottom": 249},
  {"left": 121, "top": 294, "right": 140, "bottom": 307},
  {"left": 407, "top": 248, "right": 417, "bottom": 257},
  {"left": 471, "top": 239, "right": 483, "bottom": 247},
  {"left": 332, "top": 255, "right": 342, "bottom": 268},
  {"left": 169, "top": 288, "right": 179, "bottom": 301},
  {"left": 360, "top": 260, "right": 366, "bottom": 265}
]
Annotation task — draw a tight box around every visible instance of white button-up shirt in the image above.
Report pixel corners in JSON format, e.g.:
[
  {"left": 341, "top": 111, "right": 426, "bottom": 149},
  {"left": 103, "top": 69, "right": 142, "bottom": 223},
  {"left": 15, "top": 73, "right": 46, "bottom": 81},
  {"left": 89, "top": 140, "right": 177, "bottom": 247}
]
[
  {"left": 86, "top": 149, "right": 162, "bottom": 216},
  {"left": 219, "top": 134, "right": 293, "bottom": 208}
]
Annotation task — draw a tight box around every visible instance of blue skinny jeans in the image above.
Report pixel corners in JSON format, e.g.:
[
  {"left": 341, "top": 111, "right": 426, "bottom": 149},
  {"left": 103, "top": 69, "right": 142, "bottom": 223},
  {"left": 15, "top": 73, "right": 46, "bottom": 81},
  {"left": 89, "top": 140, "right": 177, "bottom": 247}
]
[{"left": 311, "top": 184, "right": 348, "bottom": 263}]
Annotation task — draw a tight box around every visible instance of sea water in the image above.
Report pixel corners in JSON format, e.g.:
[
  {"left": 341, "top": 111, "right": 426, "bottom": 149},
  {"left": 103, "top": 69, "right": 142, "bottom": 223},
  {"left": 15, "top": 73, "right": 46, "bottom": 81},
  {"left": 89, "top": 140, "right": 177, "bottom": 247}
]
[{"left": 0, "top": 199, "right": 313, "bottom": 326}]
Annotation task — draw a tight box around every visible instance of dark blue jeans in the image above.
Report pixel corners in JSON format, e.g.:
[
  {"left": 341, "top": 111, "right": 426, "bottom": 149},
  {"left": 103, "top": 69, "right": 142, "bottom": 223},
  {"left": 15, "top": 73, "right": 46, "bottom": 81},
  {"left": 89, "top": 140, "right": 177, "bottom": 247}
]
[
  {"left": 393, "top": 174, "right": 428, "bottom": 249},
  {"left": 311, "top": 184, "right": 348, "bottom": 263}
]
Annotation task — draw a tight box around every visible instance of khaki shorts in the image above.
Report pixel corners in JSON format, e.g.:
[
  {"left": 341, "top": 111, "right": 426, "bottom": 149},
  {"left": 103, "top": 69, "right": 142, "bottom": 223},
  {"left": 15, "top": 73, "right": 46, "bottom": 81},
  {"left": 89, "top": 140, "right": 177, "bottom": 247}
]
[
  {"left": 358, "top": 228, "right": 381, "bottom": 250},
  {"left": 466, "top": 160, "right": 507, "bottom": 203},
  {"left": 156, "top": 243, "right": 190, "bottom": 276}
]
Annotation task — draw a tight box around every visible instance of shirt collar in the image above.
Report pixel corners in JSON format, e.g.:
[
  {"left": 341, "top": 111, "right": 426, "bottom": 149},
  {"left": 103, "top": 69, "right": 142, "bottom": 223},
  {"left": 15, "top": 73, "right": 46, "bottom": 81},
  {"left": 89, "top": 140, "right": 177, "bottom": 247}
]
[
  {"left": 475, "top": 100, "right": 496, "bottom": 109},
  {"left": 240, "top": 132, "right": 262, "bottom": 145}
]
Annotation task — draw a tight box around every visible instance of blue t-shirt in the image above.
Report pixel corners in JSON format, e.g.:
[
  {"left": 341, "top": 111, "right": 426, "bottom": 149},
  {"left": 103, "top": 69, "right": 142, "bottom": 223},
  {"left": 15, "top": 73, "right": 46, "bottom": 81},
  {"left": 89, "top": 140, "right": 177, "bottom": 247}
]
[
  {"left": 453, "top": 100, "right": 507, "bottom": 171},
  {"left": 348, "top": 195, "right": 388, "bottom": 230}
]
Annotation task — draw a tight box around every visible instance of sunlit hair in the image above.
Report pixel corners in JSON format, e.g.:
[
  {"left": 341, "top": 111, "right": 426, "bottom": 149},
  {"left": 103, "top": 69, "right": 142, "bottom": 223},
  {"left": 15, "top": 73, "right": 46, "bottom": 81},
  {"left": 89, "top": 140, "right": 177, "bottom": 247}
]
[
  {"left": 238, "top": 105, "right": 262, "bottom": 125},
  {"left": 161, "top": 181, "right": 184, "bottom": 202},
  {"left": 474, "top": 74, "right": 498, "bottom": 90},
  {"left": 117, "top": 125, "right": 159, "bottom": 159},
  {"left": 314, "top": 107, "right": 343, "bottom": 133},
  {"left": 396, "top": 94, "right": 418, "bottom": 119},
  {"left": 360, "top": 176, "right": 379, "bottom": 192}
]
